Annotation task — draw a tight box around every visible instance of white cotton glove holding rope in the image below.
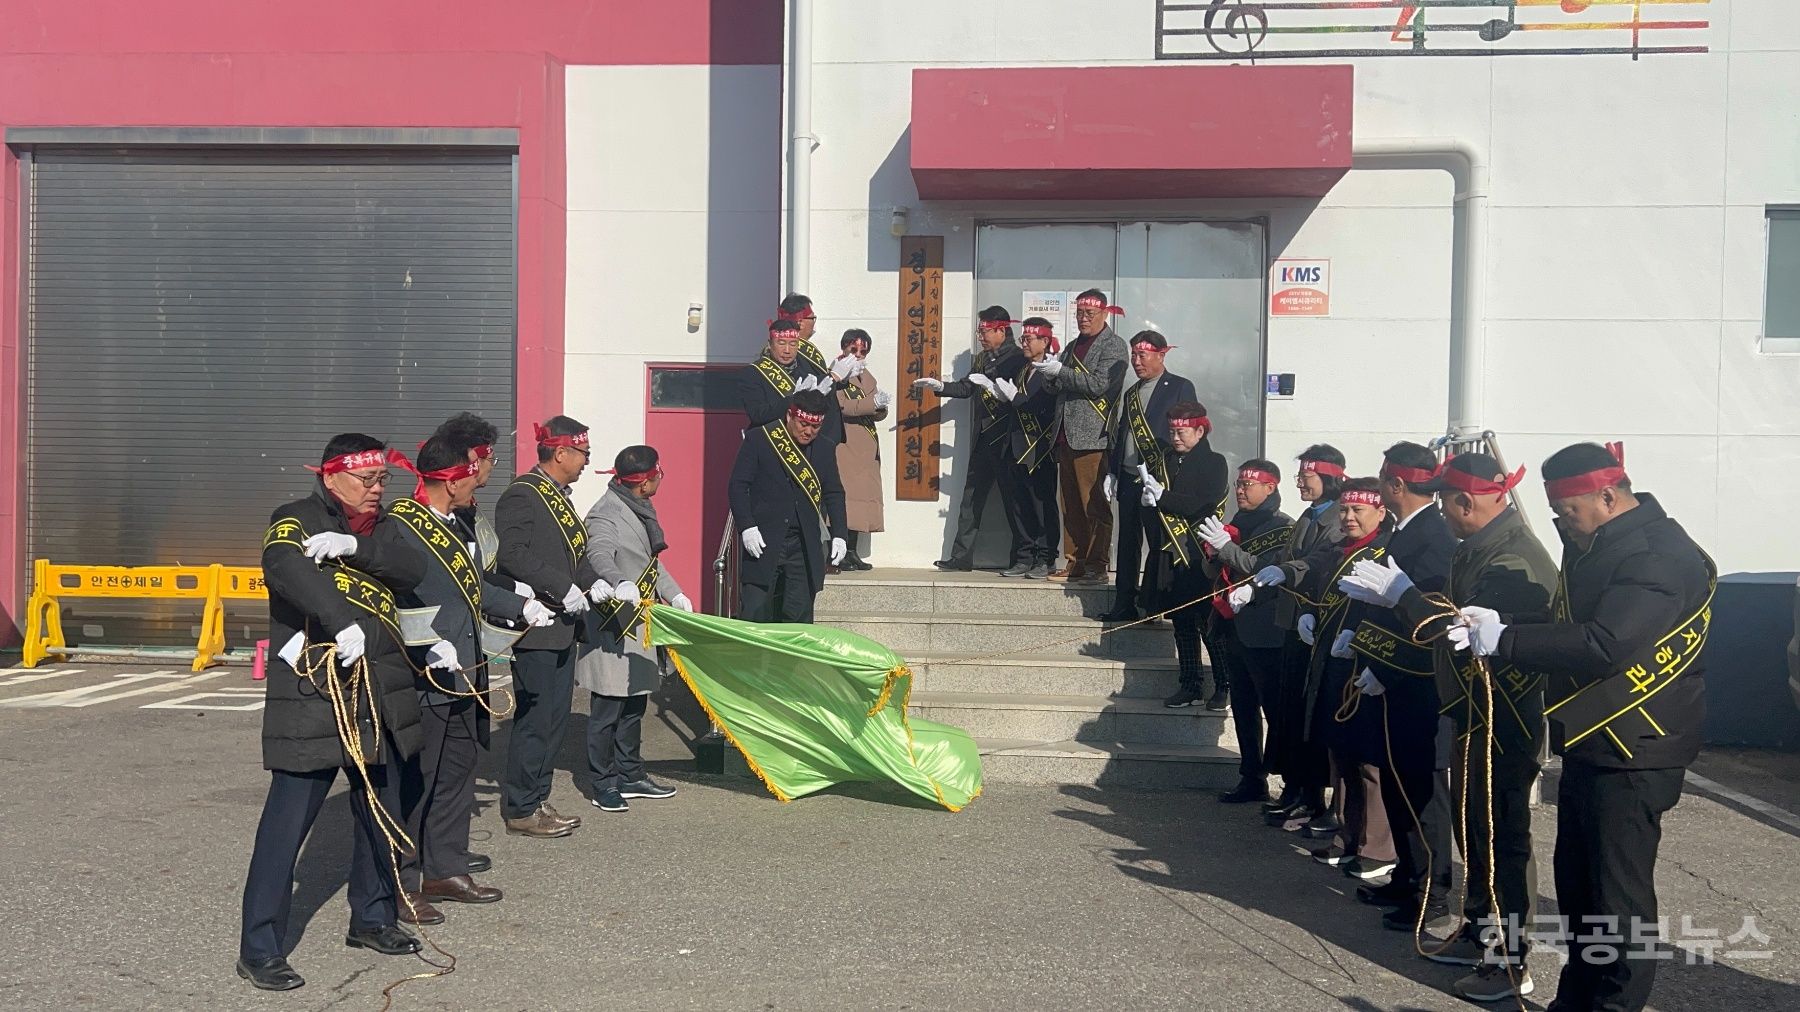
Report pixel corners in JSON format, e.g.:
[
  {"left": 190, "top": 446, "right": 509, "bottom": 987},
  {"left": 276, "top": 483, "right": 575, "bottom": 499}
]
[
  {"left": 741, "top": 526, "right": 766, "bottom": 559},
  {"left": 302, "top": 532, "right": 358, "bottom": 562},
  {"left": 560, "top": 583, "right": 591, "bottom": 615},
  {"left": 612, "top": 581, "right": 641, "bottom": 605},
  {"left": 992, "top": 378, "right": 1017, "bottom": 402},
  {"left": 1340, "top": 557, "right": 1414, "bottom": 609},
  {"left": 520, "top": 599, "right": 556, "bottom": 627},
  {"left": 969, "top": 373, "right": 996, "bottom": 393},
  {"left": 1197, "top": 516, "right": 1232, "bottom": 551},
  {"left": 830, "top": 355, "right": 857, "bottom": 382},
  {"left": 334, "top": 624, "right": 366, "bottom": 667},
  {"left": 1297, "top": 613, "right": 1316, "bottom": 646},
  {"left": 1227, "top": 584, "right": 1254, "bottom": 615},
  {"left": 1330, "top": 629, "right": 1355, "bottom": 660},
  {"left": 670, "top": 593, "right": 694, "bottom": 613},
  {"left": 426, "top": 640, "right": 461, "bottom": 671},
  {"left": 912, "top": 377, "right": 944, "bottom": 394},
  {"left": 1451, "top": 606, "right": 1506, "bottom": 656},
  {"left": 873, "top": 390, "right": 892, "bottom": 410},
  {"left": 1103, "top": 474, "right": 1117, "bottom": 504},
  {"left": 1254, "top": 565, "right": 1287, "bottom": 588},
  {"left": 588, "top": 580, "right": 613, "bottom": 604},
  {"left": 830, "top": 538, "right": 847, "bottom": 566},
  {"left": 1136, "top": 464, "right": 1164, "bottom": 505},
  {"left": 1355, "top": 667, "right": 1386, "bottom": 697},
  {"left": 1030, "top": 357, "right": 1064, "bottom": 378}
]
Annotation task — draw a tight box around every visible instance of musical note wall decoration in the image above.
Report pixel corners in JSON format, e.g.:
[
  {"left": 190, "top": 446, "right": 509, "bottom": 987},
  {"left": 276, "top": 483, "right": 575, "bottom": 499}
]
[{"left": 1154, "top": 0, "right": 1711, "bottom": 61}]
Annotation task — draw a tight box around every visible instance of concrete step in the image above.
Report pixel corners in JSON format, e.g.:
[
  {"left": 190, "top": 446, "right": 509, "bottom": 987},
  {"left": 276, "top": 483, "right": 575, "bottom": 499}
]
[
  {"left": 974, "top": 737, "right": 1242, "bottom": 790},
  {"left": 819, "top": 568, "right": 1113, "bottom": 617},
  {"left": 822, "top": 612, "right": 1174, "bottom": 659},
  {"left": 911, "top": 691, "right": 1230, "bottom": 747},
  {"left": 907, "top": 653, "right": 1193, "bottom": 699}
]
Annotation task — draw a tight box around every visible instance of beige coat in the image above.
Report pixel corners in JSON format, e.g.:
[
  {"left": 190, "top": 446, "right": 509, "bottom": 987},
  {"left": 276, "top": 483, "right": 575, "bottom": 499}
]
[{"left": 835, "top": 371, "right": 887, "bottom": 533}]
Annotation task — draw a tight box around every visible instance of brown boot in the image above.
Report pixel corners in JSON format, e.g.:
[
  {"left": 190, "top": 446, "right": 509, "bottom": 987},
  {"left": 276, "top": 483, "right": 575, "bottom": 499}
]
[
  {"left": 504, "top": 806, "right": 574, "bottom": 839},
  {"left": 539, "top": 801, "right": 581, "bottom": 829},
  {"left": 398, "top": 893, "right": 445, "bottom": 925}
]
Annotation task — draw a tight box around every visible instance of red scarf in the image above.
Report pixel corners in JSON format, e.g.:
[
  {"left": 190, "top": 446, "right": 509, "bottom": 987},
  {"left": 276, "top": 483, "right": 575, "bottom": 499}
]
[
  {"left": 328, "top": 490, "right": 380, "bottom": 537},
  {"left": 1340, "top": 527, "right": 1381, "bottom": 558},
  {"left": 1208, "top": 525, "right": 1242, "bottom": 619}
]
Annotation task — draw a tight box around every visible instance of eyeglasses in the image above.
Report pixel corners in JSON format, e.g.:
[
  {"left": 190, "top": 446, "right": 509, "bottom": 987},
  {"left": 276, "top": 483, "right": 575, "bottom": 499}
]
[
  {"left": 1235, "top": 479, "right": 1269, "bottom": 490},
  {"left": 346, "top": 471, "right": 390, "bottom": 489},
  {"left": 564, "top": 446, "right": 591, "bottom": 460}
]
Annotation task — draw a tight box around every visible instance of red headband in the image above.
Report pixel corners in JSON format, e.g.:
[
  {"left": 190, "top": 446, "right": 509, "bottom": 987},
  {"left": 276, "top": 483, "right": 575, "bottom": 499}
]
[
  {"left": 1168, "top": 415, "right": 1211, "bottom": 435},
  {"left": 471, "top": 444, "right": 493, "bottom": 460},
  {"left": 412, "top": 459, "right": 479, "bottom": 504},
  {"left": 788, "top": 406, "right": 826, "bottom": 425},
  {"left": 1440, "top": 464, "right": 1527, "bottom": 501},
  {"left": 776, "top": 306, "right": 815, "bottom": 322},
  {"left": 308, "top": 447, "right": 415, "bottom": 476},
  {"left": 1130, "top": 341, "right": 1175, "bottom": 354},
  {"left": 979, "top": 319, "right": 1021, "bottom": 331},
  {"left": 1299, "top": 459, "right": 1346, "bottom": 479},
  {"left": 1239, "top": 468, "right": 1279, "bottom": 486},
  {"left": 598, "top": 465, "right": 663, "bottom": 485},
  {"left": 1074, "top": 295, "right": 1125, "bottom": 315},
  {"left": 1380, "top": 460, "right": 1442, "bottom": 485},
  {"left": 767, "top": 319, "right": 803, "bottom": 336},
  {"left": 533, "top": 423, "right": 590, "bottom": 449},
  {"left": 1340, "top": 489, "right": 1384, "bottom": 508},
  {"left": 1544, "top": 442, "right": 1627, "bottom": 501},
  {"left": 1020, "top": 322, "right": 1060, "bottom": 354}
]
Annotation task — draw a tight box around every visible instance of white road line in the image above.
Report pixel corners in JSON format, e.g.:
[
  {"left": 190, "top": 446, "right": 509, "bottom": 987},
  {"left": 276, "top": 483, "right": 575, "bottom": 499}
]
[
  {"left": 143, "top": 687, "right": 266, "bottom": 711},
  {"left": 0, "top": 670, "right": 186, "bottom": 708},
  {"left": 63, "top": 670, "right": 235, "bottom": 708},
  {"left": 0, "top": 668, "right": 85, "bottom": 688},
  {"left": 1684, "top": 770, "right": 1800, "bottom": 835}
]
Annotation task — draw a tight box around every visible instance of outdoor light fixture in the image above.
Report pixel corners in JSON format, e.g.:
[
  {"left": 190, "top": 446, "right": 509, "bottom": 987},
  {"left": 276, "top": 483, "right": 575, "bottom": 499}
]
[
  {"left": 687, "top": 302, "right": 703, "bottom": 331},
  {"left": 890, "top": 206, "right": 910, "bottom": 237}
]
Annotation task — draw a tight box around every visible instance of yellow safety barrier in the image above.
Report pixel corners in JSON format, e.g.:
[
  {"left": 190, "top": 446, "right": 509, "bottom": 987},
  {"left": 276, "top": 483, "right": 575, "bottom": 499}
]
[{"left": 23, "top": 560, "right": 269, "bottom": 671}]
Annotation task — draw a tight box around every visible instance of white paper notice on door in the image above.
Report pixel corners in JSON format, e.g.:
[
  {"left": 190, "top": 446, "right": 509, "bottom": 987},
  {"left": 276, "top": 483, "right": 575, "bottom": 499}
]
[{"left": 1020, "top": 290, "right": 1069, "bottom": 342}]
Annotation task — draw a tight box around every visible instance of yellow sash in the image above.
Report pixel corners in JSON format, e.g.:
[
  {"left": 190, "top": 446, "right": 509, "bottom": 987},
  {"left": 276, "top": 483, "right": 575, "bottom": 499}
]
[
  {"left": 387, "top": 498, "right": 482, "bottom": 623},
  {"left": 765, "top": 421, "right": 827, "bottom": 528},
  {"left": 753, "top": 354, "right": 796, "bottom": 398},
  {"left": 595, "top": 559, "right": 660, "bottom": 640},
  {"left": 263, "top": 516, "right": 404, "bottom": 644},
  {"left": 513, "top": 472, "right": 587, "bottom": 566}
]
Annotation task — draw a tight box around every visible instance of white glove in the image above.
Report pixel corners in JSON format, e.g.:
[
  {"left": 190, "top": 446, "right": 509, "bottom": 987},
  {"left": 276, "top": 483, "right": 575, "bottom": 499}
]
[
  {"left": 1227, "top": 585, "right": 1254, "bottom": 615},
  {"left": 1456, "top": 606, "right": 1506, "bottom": 656},
  {"left": 1253, "top": 565, "right": 1287, "bottom": 588},
  {"left": 793, "top": 374, "right": 823, "bottom": 394},
  {"left": 671, "top": 593, "right": 694, "bottom": 613},
  {"left": 1136, "top": 463, "right": 1164, "bottom": 501},
  {"left": 588, "top": 580, "right": 614, "bottom": 604},
  {"left": 912, "top": 377, "right": 944, "bottom": 394},
  {"left": 742, "top": 526, "right": 766, "bottom": 558},
  {"left": 426, "top": 640, "right": 461, "bottom": 671},
  {"left": 1355, "top": 667, "right": 1387, "bottom": 697},
  {"left": 1139, "top": 484, "right": 1162, "bottom": 507},
  {"left": 1330, "top": 629, "right": 1355, "bottom": 659},
  {"left": 1340, "top": 557, "right": 1414, "bottom": 609},
  {"left": 302, "top": 532, "right": 358, "bottom": 561},
  {"left": 334, "top": 624, "right": 366, "bottom": 667},
  {"left": 520, "top": 598, "right": 556, "bottom": 627},
  {"left": 830, "top": 537, "right": 847, "bottom": 565},
  {"left": 873, "top": 391, "right": 892, "bottom": 410},
  {"left": 1197, "top": 516, "right": 1231, "bottom": 550},
  {"left": 969, "top": 373, "right": 996, "bottom": 392},
  {"left": 993, "top": 378, "right": 1017, "bottom": 402},
  {"left": 848, "top": 357, "right": 866, "bottom": 379},
  {"left": 612, "top": 581, "right": 641, "bottom": 605},
  {"left": 1103, "top": 474, "right": 1117, "bottom": 503},
  {"left": 830, "top": 355, "right": 856, "bottom": 381},
  {"left": 513, "top": 581, "right": 535, "bottom": 600},
  {"left": 1297, "top": 613, "right": 1316, "bottom": 646},
  {"left": 560, "top": 583, "right": 591, "bottom": 615},
  {"left": 1030, "top": 358, "right": 1064, "bottom": 378}
]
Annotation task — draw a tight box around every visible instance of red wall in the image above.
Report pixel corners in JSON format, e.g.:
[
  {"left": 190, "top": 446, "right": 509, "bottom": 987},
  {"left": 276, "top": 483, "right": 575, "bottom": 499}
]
[{"left": 0, "top": 0, "right": 782, "bottom": 634}]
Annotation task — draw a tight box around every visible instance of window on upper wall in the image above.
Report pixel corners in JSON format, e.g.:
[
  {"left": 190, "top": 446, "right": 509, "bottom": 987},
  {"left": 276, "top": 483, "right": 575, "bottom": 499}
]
[{"left": 1767, "top": 208, "right": 1800, "bottom": 353}]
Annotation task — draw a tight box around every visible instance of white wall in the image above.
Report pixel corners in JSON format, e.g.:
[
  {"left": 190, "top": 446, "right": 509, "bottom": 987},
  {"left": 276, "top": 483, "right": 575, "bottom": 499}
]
[
  {"left": 798, "top": 0, "right": 1800, "bottom": 575},
  {"left": 563, "top": 63, "right": 782, "bottom": 515}
]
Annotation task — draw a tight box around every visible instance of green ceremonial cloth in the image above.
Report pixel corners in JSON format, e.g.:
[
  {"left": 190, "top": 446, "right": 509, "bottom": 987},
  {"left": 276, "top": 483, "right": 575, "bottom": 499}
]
[{"left": 644, "top": 605, "right": 982, "bottom": 811}]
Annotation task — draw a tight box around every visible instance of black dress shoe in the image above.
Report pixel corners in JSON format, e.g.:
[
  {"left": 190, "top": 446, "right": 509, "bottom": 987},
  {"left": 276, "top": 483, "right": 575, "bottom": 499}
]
[
  {"left": 236, "top": 956, "right": 304, "bottom": 991},
  {"left": 1262, "top": 786, "right": 1301, "bottom": 815},
  {"left": 345, "top": 924, "right": 422, "bottom": 955},
  {"left": 1357, "top": 881, "right": 1416, "bottom": 907},
  {"left": 466, "top": 852, "right": 491, "bottom": 874},
  {"left": 932, "top": 559, "right": 973, "bottom": 572},
  {"left": 1218, "top": 777, "right": 1270, "bottom": 804},
  {"left": 1100, "top": 605, "right": 1142, "bottom": 623}
]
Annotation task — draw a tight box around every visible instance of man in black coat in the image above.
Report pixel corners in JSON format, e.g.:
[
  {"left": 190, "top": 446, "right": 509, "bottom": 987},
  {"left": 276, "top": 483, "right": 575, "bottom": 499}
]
[
  {"left": 237, "top": 435, "right": 426, "bottom": 992},
  {"left": 729, "top": 388, "right": 849, "bottom": 623},
  {"left": 1459, "top": 442, "right": 1712, "bottom": 1012},
  {"left": 740, "top": 315, "right": 855, "bottom": 447},
  {"left": 494, "top": 416, "right": 609, "bottom": 839},
  {"left": 1103, "top": 331, "right": 1198, "bottom": 622},
  {"left": 914, "top": 306, "right": 1029, "bottom": 573},
  {"left": 997, "top": 317, "right": 1063, "bottom": 579},
  {"left": 1137, "top": 401, "right": 1229, "bottom": 708}
]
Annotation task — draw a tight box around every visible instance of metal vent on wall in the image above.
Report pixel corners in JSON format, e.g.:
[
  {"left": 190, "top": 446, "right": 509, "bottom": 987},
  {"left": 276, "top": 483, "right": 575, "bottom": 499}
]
[{"left": 24, "top": 146, "right": 517, "bottom": 644}]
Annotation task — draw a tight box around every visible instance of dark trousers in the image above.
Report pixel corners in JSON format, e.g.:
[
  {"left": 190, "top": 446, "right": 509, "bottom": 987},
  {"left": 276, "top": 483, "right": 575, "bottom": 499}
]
[
  {"left": 1224, "top": 638, "right": 1282, "bottom": 779},
  {"left": 1113, "top": 483, "right": 1150, "bottom": 608},
  {"left": 400, "top": 700, "right": 478, "bottom": 889},
  {"left": 587, "top": 692, "right": 649, "bottom": 794},
  {"left": 1554, "top": 760, "right": 1685, "bottom": 1012},
  {"left": 240, "top": 762, "right": 399, "bottom": 961},
  {"left": 1276, "top": 636, "right": 1329, "bottom": 790},
  {"left": 1377, "top": 696, "right": 1453, "bottom": 902},
  {"left": 1016, "top": 458, "right": 1061, "bottom": 567},
  {"left": 501, "top": 644, "right": 576, "bottom": 821},
  {"left": 947, "top": 432, "right": 1026, "bottom": 566},
  {"left": 739, "top": 524, "right": 816, "bottom": 623},
  {"left": 1171, "top": 600, "right": 1207, "bottom": 693},
  {"left": 1454, "top": 745, "right": 1541, "bottom": 963}
]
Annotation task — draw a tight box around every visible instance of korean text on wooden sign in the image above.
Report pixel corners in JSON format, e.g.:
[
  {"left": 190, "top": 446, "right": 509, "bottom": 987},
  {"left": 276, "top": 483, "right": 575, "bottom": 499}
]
[{"left": 896, "top": 236, "right": 944, "bottom": 501}]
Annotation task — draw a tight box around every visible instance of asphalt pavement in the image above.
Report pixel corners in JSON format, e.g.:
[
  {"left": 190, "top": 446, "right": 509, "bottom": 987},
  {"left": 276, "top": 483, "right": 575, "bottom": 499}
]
[{"left": 0, "top": 661, "right": 1795, "bottom": 1011}]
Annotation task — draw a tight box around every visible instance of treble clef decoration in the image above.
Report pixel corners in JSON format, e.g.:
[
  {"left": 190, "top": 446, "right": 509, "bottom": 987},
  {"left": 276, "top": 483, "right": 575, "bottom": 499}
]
[{"left": 1203, "top": 0, "right": 1269, "bottom": 56}]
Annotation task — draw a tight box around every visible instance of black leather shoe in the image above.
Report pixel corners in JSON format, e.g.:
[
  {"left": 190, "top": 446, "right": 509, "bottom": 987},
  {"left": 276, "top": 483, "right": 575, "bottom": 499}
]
[
  {"left": 1218, "top": 777, "right": 1269, "bottom": 804},
  {"left": 1262, "top": 786, "right": 1301, "bottom": 815},
  {"left": 1100, "top": 605, "right": 1142, "bottom": 623},
  {"left": 345, "top": 924, "right": 422, "bottom": 956},
  {"left": 236, "top": 956, "right": 304, "bottom": 991},
  {"left": 1357, "top": 881, "right": 1416, "bottom": 907},
  {"left": 466, "top": 852, "right": 492, "bottom": 874},
  {"left": 932, "top": 559, "right": 973, "bottom": 572}
]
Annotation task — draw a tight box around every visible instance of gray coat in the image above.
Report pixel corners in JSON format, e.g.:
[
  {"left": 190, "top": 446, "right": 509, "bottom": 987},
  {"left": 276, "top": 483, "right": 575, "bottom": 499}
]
[
  {"left": 1270, "top": 499, "right": 1345, "bottom": 631},
  {"left": 1043, "top": 325, "right": 1128, "bottom": 452},
  {"left": 573, "top": 488, "right": 684, "bottom": 698}
]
